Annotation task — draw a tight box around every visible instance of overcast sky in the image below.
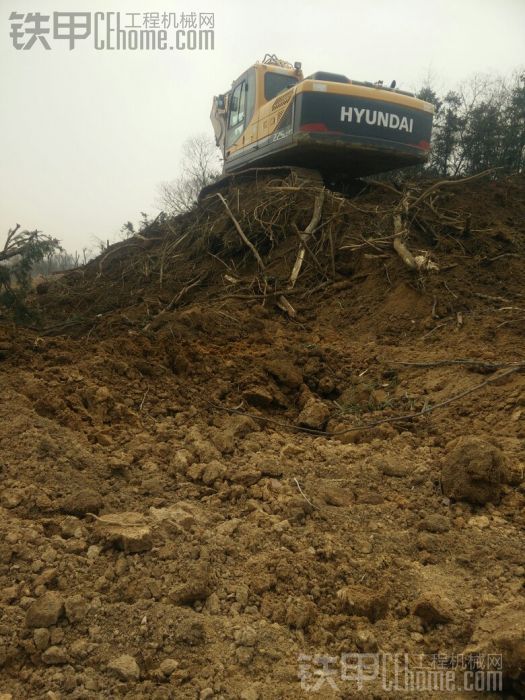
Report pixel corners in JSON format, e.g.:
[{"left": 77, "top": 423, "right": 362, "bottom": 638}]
[{"left": 1, "top": 0, "right": 524, "bottom": 251}]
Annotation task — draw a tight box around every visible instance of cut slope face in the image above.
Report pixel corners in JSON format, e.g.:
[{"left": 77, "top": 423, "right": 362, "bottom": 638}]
[{"left": 0, "top": 174, "right": 524, "bottom": 698}]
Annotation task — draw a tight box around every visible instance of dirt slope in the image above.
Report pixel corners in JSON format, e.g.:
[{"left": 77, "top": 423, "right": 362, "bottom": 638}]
[{"left": 0, "top": 173, "right": 524, "bottom": 699}]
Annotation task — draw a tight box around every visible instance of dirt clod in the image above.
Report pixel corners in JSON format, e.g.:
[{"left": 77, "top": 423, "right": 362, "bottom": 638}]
[
  {"left": 25, "top": 592, "right": 64, "bottom": 628},
  {"left": 60, "top": 488, "right": 103, "bottom": 516},
  {"left": 337, "top": 584, "right": 390, "bottom": 622},
  {"left": 107, "top": 654, "right": 141, "bottom": 681},
  {"left": 465, "top": 601, "right": 525, "bottom": 691},
  {"left": 413, "top": 592, "right": 455, "bottom": 626},
  {"left": 441, "top": 436, "right": 507, "bottom": 504},
  {"left": 297, "top": 398, "right": 330, "bottom": 430}
]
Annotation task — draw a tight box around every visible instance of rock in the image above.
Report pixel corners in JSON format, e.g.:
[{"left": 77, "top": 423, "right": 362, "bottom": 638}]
[
  {"left": 159, "top": 658, "right": 179, "bottom": 676},
  {"left": 441, "top": 436, "right": 506, "bottom": 504},
  {"left": 337, "top": 585, "right": 389, "bottom": 622},
  {"left": 418, "top": 514, "right": 451, "bottom": 533},
  {"left": 209, "top": 429, "right": 235, "bottom": 455},
  {"left": 186, "top": 463, "right": 205, "bottom": 481},
  {"left": 70, "top": 638, "right": 91, "bottom": 659},
  {"left": 107, "top": 654, "right": 140, "bottom": 681},
  {"left": 468, "top": 515, "right": 491, "bottom": 529},
  {"left": 264, "top": 359, "right": 303, "bottom": 388},
  {"left": 226, "top": 415, "right": 258, "bottom": 438},
  {"left": 205, "top": 592, "right": 221, "bottom": 614},
  {"left": 65, "top": 594, "right": 88, "bottom": 623},
  {"left": 215, "top": 519, "right": 241, "bottom": 537},
  {"left": 1, "top": 490, "right": 22, "bottom": 508},
  {"left": 33, "top": 628, "right": 50, "bottom": 651},
  {"left": 234, "top": 626, "right": 257, "bottom": 647},
  {"left": 50, "top": 627, "right": 65, "bottom": 645},
  {"left": 93, "top": 512, "right": 153, "bottom": 553},
  {"left": 190, "top": 438, "right": 222, "bottom": 463},
  {"left": 318, "top": 375, "right": 336, "bottom": 396},
  {"left": 33, "top": 568, "right": 58, "bottom": 588},
  {"left": 41, "top": 646, "right": 68, "bottom": 665},
  {"left": 318, "top": 484, "right": 352, "bottom": 507},
  {"left": 413, "top": 593, "right": 455, "bottom": 625},
  {"left": 150, "top": 501, "right": 207, "bottom": 532},
  {"left": 506, "top": 460, "right": 524, "bottom": 486},
  {"left": 86, "top": 545, "right": 100, "bottom": 560},
  {"left": 170, "top": 563, "right": 211, "bottom": 606},
  {"left": 379, "top": 456, "right": 411, "bottom": 477},
  {"left": 201, "top": 460, "right": 226, "bottom": 485},
  {"left": 60, "top": 488, "right": 103, "bottom": 516},
  {"left": 464, "top": 601, "right": 525, "bottom": 689},
  {"left": 1, "top": 585, "right": 18, "bottom": 604},
  {"left": 297, "top": 399, "right": 330, "bottom": 430},
  {"left": 171, "top": 613, "right": 205, "bottom": 645},
  {"left": 230, "top": 467, "right": 262, "bottom": 487},
  {"left": 240, "top": 688, "right": 260, "bottom": 700},
  {"left": 242, "top": 386, "right": 274, "bottom": 408},
  {"left": 416, "top": 532, "right": 443, "bottom": 553},
  {"left": 285, "top": 598, "right": 317, "bottom": 629},
  {"left": 355, "top": 628, "right": 379, "bottom": 653},
  {"left": 25, "top": 591, "right": 64, "bottom": 628},
  {"left": 200, "top": 688, "right": 214, "bottom": 699},
  {"left": 170, "top": 449, "right": 193, "bottom": 473}
]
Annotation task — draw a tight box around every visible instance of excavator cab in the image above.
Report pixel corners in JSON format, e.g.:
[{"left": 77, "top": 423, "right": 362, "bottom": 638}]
[
  {"left": 211, "top": 56, "right": 303, "bottom": 159},
  {"left": 210, "top": 54, "right": 434, "bottom": 180}
]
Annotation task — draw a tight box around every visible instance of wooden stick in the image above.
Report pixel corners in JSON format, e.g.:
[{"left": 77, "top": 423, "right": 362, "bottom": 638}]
[
  {"left": 216, "top": 192, "right": 265, "bottom": 271},
  {"left": 393, "top": 213, "right": 417, "bottom": 269},
  {"left": 288, "top": 189, "right": 325, "bottom": 287},
  {"left": 276, "top": 295, "right": 296, "bottom": 318}
]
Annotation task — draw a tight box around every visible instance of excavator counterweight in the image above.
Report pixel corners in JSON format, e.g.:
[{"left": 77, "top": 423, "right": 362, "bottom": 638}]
[{"left": 203, "top": 55, "right": 434, "bottom": 198}]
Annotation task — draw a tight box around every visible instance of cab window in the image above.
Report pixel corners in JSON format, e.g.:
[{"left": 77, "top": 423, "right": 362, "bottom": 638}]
[
  {"left": 229, "top": 81, "right": 247, "bottom": 128},
  {"left": 264, "top": 72, "right": 298, "bottom": 101}
]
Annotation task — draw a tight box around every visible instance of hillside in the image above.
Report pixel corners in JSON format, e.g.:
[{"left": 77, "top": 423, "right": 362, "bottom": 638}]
[{"left": 0, "top": 171, "right": 524, "bottom": 699}]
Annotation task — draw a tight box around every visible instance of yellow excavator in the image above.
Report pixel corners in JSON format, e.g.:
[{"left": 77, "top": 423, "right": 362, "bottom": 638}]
[{"left": 203, "top": 54, "right": 434, "bottom": 196}]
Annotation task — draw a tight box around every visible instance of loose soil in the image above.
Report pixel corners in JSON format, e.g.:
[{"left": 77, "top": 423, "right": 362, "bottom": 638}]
[{"left": 0, "top": 174, "right": 524, "bottom": 699}]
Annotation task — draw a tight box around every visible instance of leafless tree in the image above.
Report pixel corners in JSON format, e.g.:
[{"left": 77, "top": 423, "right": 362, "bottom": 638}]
[{"left": 158, "top": 134, "right": 222, "bottom": 214}]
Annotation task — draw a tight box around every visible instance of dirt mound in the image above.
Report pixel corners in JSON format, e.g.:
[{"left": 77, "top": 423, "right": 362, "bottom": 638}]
[{"left": 0, "top": 173, "right": 524, "bottom": 698}]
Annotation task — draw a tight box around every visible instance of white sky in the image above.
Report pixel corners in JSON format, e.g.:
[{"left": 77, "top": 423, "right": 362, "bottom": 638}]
[{"left": 1, "top": 0, "right": 524, "bottom": 251}]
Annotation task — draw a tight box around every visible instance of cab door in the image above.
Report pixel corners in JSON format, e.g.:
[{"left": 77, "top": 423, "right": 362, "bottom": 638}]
[{"left": 225, "top": 80, "right": 248, "bottom": 156}]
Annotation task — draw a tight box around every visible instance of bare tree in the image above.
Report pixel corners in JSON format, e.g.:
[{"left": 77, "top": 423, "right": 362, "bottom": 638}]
[{"left": 158, "top": 134, "right": 222, "bottom": 214}]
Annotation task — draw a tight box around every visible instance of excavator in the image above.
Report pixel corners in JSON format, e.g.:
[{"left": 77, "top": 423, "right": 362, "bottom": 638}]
[{"left": 202, "top": 54, "right": 434, "bottom": 197}]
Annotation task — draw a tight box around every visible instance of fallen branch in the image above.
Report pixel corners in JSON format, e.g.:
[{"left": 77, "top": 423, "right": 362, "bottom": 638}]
[
  {"left": 393, "top": 213, "right": 417, "bottom": 269},
  {"left": 276, "top": 295, "right": 296, "bottom": 318},
  {"left": 289, "top": 189, "right": 325, "bottom": 288},
  {"left": 391, "top": 359, "right": 522, "bottom": 370},
  {"left": 393, "top": 212, "right": 439, "bottom": 272},
  {"left": 216, "top": 192, "right": 265, "bottom": 271}
]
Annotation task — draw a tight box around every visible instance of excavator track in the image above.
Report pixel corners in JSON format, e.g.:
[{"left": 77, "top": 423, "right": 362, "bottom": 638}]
[
  {"left": 198, "top": 166, "right": 364, "bottom": 202},
  {"left": 198, "top": 166, "right": 323, "bottom": 202}
]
